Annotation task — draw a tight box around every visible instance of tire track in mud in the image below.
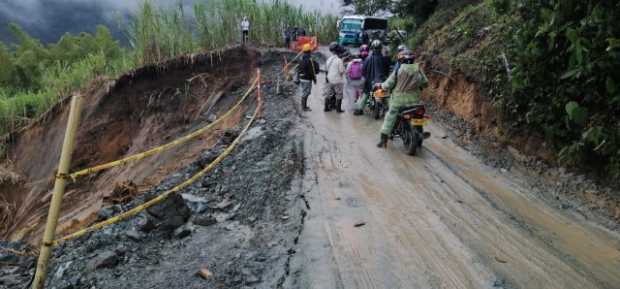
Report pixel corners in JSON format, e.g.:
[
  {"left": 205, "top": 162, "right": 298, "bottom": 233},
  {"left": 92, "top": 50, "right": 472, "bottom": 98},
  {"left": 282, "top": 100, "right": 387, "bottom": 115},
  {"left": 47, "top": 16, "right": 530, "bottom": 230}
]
[{"left": 288, "top": 69, "right": 620, "bottom": 289}]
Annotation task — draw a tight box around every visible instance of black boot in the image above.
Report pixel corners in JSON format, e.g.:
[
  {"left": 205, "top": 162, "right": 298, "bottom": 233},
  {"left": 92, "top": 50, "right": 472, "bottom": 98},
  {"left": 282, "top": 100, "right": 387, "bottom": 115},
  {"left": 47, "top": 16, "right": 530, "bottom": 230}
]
[
  {"left": 324, "top": 99, "right": 331, "bottom": 112},
  {"left": 336, "top": 99, "right": 344, "bottom": 113},
  {"left": 302, "top": 97, "right": 311, "bottom": 111},
  {"left": 377, "top": 133, "right": 388, "bottom": 148},
  {"left": 353, "top": 109, "right": 363, "bottom": 116}
]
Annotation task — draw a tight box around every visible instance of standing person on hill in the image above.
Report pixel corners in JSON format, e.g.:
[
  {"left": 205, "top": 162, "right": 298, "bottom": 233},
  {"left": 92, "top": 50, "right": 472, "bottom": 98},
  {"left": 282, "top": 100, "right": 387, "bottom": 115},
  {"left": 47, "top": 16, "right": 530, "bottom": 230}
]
[
  {"left": 241, "top": 16, "right": 250, "bottom": 45},
  {"left": 295, "top": 44, "right": 318, "bottom": 112},
  {"left": 354, "top": 40, "right": 392, "bottom": 115},
  {"left": 324, "top": 42, "right": 346, "bottom": 113}
]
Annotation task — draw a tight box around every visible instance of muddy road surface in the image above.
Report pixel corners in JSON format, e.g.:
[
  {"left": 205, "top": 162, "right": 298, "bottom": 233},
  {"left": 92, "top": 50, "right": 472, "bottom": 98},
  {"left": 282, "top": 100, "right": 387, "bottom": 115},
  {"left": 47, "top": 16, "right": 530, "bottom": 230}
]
[
  {"left": 2, "top": 49, "right": 620, "bottom": 289},
  {"left": 286, "top": 75, "right": 620, "bottom": 289}
]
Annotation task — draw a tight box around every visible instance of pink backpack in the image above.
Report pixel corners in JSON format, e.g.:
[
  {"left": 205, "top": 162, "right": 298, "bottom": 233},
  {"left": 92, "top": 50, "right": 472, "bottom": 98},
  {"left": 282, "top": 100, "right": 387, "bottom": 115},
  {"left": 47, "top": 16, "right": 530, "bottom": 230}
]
[{"left": 348, "top": 60, "right": 363, "bottom": 80}]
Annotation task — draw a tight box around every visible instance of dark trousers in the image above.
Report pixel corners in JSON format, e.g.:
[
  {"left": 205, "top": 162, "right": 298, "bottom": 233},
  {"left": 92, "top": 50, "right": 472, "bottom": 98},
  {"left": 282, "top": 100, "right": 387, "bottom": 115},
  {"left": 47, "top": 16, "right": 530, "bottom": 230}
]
[{"left": 242, "top": 30, "right": 249, "bottom": 44}]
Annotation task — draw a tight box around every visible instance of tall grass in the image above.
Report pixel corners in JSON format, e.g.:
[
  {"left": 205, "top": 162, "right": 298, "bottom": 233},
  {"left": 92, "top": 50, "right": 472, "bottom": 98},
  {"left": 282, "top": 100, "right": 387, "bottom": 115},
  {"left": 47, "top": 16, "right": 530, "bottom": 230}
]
[
  {"left": 130, "top": 0, "right": 338, "bottom": 61},
  {"left": 0, "top": 0, "right": 338, "bottom": 136},
  {"left": 0, "top": 51, "right": 135, "bottom": 135}
]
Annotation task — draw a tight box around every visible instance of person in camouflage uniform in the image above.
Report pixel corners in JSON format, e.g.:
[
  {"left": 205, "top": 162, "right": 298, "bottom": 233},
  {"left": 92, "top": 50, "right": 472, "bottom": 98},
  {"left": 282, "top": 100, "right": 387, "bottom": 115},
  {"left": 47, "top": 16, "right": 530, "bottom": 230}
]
[{"left": 376, "top": 49, "right": 429, "bottom": 148}]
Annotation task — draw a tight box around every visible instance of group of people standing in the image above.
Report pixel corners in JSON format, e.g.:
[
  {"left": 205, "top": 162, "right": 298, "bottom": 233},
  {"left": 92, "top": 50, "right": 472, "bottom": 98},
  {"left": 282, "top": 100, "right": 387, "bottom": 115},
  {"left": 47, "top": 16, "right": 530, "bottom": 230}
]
[{"left": 295, "top": 40, "right": 428, "bottom": 148}]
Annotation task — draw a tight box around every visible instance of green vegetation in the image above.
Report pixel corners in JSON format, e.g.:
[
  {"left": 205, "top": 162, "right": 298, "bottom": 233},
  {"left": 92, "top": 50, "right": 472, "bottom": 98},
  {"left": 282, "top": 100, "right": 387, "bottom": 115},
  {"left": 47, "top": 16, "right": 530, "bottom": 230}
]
[
  {"left": 353, "top": 0, "right": 620, "bottom": 178},
  {"left": 0, "top": 25, "right": 131, "bottom": 135},
  {"left": 0, "top": 0, "right": 337, "bottom": 136},
  {"left": 504, "top": 0, "right": 620, "bottom": 177}
]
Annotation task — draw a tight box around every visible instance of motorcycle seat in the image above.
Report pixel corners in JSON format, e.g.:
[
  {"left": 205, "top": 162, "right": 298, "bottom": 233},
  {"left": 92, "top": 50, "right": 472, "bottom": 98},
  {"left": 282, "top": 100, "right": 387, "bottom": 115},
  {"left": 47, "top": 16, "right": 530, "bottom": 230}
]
[{"left": 399, "top": 105, "right": 424, "bottom": 115}]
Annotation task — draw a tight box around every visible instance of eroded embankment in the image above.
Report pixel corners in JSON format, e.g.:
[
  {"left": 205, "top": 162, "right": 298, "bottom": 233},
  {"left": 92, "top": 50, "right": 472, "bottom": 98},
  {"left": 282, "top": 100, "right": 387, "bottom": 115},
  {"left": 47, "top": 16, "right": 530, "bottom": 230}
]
[
  {"left": 1, "top": 50, "right": 307, "bottom": 289},
  {"left": 419, "top": 46, "right": 620, "bottom": 227},
  {"left": 0, "top": 47, "right": 258, "bottom": 243}
]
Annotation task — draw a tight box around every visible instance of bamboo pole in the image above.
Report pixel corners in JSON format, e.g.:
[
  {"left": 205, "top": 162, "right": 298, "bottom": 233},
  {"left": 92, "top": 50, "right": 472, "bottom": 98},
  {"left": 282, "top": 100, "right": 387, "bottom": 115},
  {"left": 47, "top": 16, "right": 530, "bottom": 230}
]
[{"left": 31, "top": 94, "right": 83, "bottom": 289}]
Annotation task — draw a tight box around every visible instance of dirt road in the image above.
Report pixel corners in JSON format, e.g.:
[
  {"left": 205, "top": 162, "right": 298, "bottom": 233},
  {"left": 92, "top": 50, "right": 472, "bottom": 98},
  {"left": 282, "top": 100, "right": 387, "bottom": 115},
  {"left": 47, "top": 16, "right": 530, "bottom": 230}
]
[{"left": 287, "top": 76, "right": 620, "bottom": 289}]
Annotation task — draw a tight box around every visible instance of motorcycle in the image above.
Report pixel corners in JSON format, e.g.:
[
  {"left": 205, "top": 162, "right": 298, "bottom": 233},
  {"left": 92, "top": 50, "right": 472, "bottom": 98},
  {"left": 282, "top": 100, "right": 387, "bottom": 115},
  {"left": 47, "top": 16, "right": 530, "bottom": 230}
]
[
  {"left": 392, "top": 104, "right": 431, "bottom": 156},
  {"left": 366, "top": 88, "right": 389, "bottom": 120}
]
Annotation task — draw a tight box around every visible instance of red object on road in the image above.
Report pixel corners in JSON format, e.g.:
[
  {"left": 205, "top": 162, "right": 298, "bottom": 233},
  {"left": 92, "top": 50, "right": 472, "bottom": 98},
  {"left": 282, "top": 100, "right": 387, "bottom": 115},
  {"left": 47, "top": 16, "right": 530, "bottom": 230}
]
[{"left": 290, "top": 36, "right": 318, "bottom": 52}]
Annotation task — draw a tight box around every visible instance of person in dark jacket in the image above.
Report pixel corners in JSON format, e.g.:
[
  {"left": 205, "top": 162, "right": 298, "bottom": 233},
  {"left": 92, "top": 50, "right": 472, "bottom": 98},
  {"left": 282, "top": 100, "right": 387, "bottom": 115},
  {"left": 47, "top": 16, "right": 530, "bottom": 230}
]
[
  {"left": 354, "top": 40, "right": 391, "bottom": 115},
  {"left": 295, "top": 44, "right": 318, "bottom": 111}
]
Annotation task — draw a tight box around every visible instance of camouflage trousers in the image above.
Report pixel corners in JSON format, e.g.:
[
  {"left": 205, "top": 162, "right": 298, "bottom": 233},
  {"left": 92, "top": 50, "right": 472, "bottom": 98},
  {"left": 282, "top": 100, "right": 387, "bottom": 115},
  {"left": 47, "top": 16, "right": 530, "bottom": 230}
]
[{"left": 323, "top": 82, "right": 344, "bottom": 100}]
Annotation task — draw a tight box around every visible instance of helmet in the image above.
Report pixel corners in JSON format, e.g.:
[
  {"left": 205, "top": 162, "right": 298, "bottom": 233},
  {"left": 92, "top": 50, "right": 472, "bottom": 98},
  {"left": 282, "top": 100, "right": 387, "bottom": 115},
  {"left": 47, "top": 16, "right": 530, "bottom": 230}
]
[
  {"left": 397, "top": 44, "right": 408, "bottom": 52},
  {"left": 302, "top": 43, "right": 312, "bottom": 52},
  {"left": 328, "top": 42, "right": 339, "bottom": 53},
  {"left": 398, "top": 49, "right": 415, "bottom": 64},
  {"left": 370, "top": 39, "right": 382, "bottom": 51},
  {"left": 359, "top": 44, "right": 369, "bottom": 58}
]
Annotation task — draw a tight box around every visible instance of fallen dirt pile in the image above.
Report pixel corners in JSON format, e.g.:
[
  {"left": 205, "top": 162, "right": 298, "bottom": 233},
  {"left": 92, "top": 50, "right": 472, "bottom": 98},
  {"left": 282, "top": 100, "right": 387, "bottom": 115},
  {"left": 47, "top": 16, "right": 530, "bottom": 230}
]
[
  {"left": 0, "top": 48, "right": 257, "bottom": 244},
  {"left": 0, "top": 50, "right": 307, "bottom": 289}
]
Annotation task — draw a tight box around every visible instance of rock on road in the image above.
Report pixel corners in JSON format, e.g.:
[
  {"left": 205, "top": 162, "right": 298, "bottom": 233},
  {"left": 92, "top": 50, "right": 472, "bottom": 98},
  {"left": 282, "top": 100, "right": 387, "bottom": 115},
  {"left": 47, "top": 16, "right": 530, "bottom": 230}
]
[{"left": 285, "top": 71, "right": 620, "bottom": 289}]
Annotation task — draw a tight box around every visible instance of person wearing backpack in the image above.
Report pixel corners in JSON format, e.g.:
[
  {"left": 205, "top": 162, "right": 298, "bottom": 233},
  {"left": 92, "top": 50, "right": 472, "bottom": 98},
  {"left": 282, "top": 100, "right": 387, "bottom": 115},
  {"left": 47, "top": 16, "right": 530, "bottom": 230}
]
[{"left": 344, "top": 57, "right": 365, "bottom": 112}]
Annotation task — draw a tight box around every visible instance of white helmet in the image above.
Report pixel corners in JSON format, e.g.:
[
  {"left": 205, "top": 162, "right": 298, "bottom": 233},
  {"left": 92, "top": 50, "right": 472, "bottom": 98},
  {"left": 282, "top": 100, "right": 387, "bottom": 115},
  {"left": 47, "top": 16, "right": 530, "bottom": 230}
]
[{"left": 370, "top": 39, "right": 382, "bottom": 51}]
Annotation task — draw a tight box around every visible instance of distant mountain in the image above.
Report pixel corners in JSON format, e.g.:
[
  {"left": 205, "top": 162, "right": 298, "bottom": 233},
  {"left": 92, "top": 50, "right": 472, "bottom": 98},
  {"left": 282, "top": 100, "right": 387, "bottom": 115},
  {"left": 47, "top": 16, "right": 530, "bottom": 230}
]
[{"left": 0, "top": 0, "right": 129, "bottom": 44}]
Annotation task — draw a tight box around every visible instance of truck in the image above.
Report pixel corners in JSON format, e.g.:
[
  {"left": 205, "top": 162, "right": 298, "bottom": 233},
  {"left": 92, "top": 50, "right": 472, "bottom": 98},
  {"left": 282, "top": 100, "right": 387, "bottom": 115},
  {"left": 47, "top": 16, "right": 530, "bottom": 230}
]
[{"left": 337, "top": 15, "right": 389, "bottom": 46}]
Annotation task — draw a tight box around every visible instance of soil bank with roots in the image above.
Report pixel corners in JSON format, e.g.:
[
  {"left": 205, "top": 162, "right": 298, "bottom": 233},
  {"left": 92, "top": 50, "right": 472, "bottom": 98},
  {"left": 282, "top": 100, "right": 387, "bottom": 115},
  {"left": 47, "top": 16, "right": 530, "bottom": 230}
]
[
  {"left": 0, "top": 48, "right": 309, "bottom": 289},
  {"left": 0, "top": 47, "right": 257, "bottom": 243}
]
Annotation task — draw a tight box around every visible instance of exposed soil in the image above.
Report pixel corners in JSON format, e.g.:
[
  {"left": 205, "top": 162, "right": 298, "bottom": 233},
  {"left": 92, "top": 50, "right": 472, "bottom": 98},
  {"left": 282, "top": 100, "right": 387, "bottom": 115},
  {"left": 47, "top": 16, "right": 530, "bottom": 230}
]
[
  {"left": 1, "top": 48, "right": 258, "bottom": 243},
  {"left": 419, "top": 55, "right": 620, "bottom": 232},
  {"left": 0, "top": 49, "right": 308, "bottom": 289}
]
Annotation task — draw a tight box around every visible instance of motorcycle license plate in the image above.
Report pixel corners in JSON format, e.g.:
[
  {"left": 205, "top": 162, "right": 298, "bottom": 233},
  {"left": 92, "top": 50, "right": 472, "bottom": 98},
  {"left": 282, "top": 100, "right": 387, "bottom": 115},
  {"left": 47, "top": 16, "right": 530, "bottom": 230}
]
[{"left": 410, "top": 119, "right": 426, "bottom": 126}]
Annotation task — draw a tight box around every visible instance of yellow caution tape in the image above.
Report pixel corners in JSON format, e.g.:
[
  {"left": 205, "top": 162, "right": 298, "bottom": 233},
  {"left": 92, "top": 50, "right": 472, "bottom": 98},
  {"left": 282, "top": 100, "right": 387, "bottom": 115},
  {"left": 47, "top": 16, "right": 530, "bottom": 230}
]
[
  {"left": 68, "top": 77, "right": 259, "bottom": 180},
  {"left": 54, "top": 77, "right": 264, "bottom": 245}
]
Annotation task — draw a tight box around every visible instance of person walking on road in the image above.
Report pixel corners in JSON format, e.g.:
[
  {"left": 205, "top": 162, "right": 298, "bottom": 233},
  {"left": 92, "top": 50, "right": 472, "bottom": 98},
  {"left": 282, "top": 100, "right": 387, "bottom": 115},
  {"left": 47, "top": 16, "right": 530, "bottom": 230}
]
[
  {"left": 324, "top": 42, "right": 346, "bottom": 113},
  {"left": 241, "top": 16, "right": 250, "bottom": 45},
  {"left": 344, "top": 56, "right": 365, "bottom": 113},
  {"left": 376, "top": 49, "right": 428, "bottom": 148},
  {"left": 295, "top": 44, "right": 318, "bottom": 112},
  {"left": 354, "top": 40, "right": 391, "bottom": 115}
]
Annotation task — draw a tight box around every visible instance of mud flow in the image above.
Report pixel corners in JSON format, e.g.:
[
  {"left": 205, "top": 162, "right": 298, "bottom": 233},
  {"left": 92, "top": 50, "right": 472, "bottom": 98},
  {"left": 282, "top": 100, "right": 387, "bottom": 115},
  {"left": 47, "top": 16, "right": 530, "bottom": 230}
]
[{"left": 1, "top": 48, "right": 258, "bottom": 243}]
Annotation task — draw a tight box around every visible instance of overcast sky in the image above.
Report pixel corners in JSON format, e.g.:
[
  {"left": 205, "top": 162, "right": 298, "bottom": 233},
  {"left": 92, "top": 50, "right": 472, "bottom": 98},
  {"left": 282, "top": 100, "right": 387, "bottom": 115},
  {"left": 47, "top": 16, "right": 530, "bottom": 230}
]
[{"left": 0, "top": 0, "right": 342, "bottom": 43}]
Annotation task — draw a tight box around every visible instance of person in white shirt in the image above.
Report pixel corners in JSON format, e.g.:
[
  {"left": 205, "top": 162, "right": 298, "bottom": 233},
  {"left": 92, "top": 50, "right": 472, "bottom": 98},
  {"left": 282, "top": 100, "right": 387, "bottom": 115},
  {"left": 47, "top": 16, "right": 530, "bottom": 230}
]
[
  {"left": 241, "top": 16, "right": 250, "bottom": 44},
  {"left": 324, "top": 42, "right": 346, "bottom": 113}
]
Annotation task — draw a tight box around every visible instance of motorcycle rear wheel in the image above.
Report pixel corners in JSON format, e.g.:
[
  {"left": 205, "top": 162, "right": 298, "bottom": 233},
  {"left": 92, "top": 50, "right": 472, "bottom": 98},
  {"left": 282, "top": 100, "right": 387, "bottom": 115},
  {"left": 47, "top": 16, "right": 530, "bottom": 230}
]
[
  {"left": 374, "top": 101, "right": 382, "bottom": 120},
  {"left": 406, "top": 132, "right": 419, "bottom": 156}
]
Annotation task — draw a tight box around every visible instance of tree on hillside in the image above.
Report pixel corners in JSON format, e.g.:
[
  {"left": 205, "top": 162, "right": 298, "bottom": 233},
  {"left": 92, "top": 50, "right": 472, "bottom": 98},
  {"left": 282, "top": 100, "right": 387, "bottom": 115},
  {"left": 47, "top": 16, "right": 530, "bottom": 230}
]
[
  {"left": 352, "top": 0, "right": 391, "bottom": 15},
  {"left": 0, "top": 42, "right": 15, "bottom": 89},
  {"left": 393, "top": 0, "right": 439, "bottom": 22}
]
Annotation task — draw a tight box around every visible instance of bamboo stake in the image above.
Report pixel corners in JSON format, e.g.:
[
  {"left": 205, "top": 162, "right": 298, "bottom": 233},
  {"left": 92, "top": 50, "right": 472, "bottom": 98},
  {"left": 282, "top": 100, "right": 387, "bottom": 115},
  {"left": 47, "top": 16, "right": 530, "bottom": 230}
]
[{"left": 31, "top": 94, "right": 83, "bottom": 289}]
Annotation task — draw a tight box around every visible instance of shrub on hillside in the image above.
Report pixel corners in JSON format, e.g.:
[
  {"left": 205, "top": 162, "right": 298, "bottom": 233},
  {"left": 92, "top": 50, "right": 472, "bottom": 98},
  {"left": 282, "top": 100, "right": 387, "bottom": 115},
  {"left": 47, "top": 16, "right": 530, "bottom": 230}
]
[{"left": 505, "top": 0, "right": 620, "bottom": 177}]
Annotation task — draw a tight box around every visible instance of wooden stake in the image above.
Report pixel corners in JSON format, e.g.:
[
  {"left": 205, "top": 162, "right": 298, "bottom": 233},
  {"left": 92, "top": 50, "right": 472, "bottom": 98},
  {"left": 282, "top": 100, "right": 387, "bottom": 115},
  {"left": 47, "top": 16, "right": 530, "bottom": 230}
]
[{"left": 31, "top": 94, "right": 83, "bottom": 289}]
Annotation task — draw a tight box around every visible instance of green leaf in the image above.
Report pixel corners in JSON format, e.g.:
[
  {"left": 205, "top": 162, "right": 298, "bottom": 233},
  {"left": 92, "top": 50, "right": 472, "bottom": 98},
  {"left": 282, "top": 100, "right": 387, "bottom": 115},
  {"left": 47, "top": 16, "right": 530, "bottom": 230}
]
[
  {"left": 565, "top": 101, "right": 588, "bottom": 125},
  {"left": 607, "top": 77, "right": 616, "bottom": 95},
  {"left": 607, "top": 38, "right": 620, "bottom": 52},
  {"left": 561, "top": 68, "right": 580, "bottom": 80}
]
